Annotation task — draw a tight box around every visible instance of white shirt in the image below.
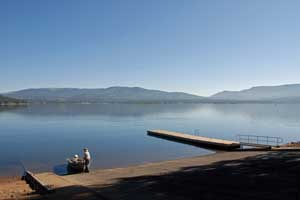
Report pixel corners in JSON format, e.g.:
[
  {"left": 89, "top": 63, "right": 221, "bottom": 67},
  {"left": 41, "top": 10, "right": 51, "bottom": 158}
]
[{"left": 84, "top": 151, "right": 91, "bottom": 160}]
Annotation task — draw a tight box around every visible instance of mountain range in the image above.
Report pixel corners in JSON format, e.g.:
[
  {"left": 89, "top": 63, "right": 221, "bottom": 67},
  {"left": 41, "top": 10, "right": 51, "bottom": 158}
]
[
  {"left": 211, "top": 84, "right": 300, "bottom": 102},
  {"left": 3, "top": 87, "right": 204, "bottom": 103},
  {"left": 2, "top": 84, "right": 300, "bottom": 103}
]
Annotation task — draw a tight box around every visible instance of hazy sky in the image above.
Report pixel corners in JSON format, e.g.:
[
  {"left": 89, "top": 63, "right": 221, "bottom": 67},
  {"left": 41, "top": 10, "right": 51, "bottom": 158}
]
[{"left": 1, "top": 0, "right": 300, "bottom": 96}]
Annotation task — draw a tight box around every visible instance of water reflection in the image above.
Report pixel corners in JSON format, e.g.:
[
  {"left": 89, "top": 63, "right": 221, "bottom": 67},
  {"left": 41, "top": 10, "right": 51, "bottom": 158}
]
[
  {"left": 53, "top": 164, "right": 68, "bottom": 176},
  {"left": 1, "top": 104, "right": 300, "bottom": 125},
  {"left": 209, "top": 104, "right": 300, "bottom": 124},
  {"left": 0, "top": 103, "right": 200, "bottom": 117},
  {"left": 0, "top": 103, "right": 300, "bottom": 177}
]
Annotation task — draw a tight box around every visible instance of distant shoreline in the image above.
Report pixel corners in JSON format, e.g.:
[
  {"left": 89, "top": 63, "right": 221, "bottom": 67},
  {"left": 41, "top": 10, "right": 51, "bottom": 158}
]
[
  {"left": 0, "top": 102, "right": 28, "bottom": 106},
  {"left": 3, "top": 100, "right": 300, "bottom": 105}
]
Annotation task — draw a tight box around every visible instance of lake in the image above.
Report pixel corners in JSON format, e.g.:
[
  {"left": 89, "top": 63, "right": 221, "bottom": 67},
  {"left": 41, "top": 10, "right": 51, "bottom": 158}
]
[{"left": 1, "top": 103, "right": 300, "bottom": 176}]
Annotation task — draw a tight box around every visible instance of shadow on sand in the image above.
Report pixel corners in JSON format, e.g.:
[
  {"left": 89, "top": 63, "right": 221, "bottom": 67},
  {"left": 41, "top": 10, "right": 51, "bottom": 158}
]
[{"left": 33, "top": 151, "right": 300, "bottom": 200}]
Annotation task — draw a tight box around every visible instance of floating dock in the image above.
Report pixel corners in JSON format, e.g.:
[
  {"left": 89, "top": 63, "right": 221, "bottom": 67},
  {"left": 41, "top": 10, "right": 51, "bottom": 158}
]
[{"left": 147, "top": 130, "right": 241, "bottom": 150}]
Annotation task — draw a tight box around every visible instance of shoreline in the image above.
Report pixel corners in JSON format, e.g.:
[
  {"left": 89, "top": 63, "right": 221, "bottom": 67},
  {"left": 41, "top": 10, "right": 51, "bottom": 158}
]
[
  {"left": 0, "top": 150, "right": 215, "bottom": 178},
  {"left": 0, "top": 176, "right": 38, "bottom": 199},
  {"left": 0, "top": 151, "right": 252, "bottom": 199},
  {"left": 60, "top": 150, "right": 300, "bottom": 200},
  {"left": 1, "top": 149, "right": 300, "bottom": 199},
  {"left": 0, "top": 151, "right": 218, "bottom": 178},
  {"left": 12, "top": 151, "right": 267, "bottom": 199}
]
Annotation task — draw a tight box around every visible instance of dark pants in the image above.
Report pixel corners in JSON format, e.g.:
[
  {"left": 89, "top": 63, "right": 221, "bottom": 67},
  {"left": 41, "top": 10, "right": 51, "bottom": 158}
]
[{"left": 84, "top": 159, "right": 90, "bottom": 172}]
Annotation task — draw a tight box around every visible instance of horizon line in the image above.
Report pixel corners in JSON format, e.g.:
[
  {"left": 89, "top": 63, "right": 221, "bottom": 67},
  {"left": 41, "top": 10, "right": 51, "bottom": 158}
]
[{"left": 1, "top": 83, "right": 300, "bottom": 98}]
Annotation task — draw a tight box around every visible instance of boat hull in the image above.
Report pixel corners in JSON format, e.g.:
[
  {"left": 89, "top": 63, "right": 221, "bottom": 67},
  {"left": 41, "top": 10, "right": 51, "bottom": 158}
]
[{"left": 67, "top": 160, "right": 85, "bottom": 173}]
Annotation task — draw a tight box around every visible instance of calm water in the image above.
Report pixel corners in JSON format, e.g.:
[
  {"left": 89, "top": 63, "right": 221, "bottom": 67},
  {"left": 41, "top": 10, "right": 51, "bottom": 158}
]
[{"left": 1, "top": 103, "right": 300, "bottom": 176}]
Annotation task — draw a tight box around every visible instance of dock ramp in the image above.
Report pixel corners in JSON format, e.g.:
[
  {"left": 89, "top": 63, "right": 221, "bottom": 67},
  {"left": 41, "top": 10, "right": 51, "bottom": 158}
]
[{"left": 147, "top": 130, "right": 241, "bottom": 150}]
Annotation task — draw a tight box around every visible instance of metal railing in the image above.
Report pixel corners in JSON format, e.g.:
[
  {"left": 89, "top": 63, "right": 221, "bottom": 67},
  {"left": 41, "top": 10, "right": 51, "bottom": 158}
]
[
  {"left": 194, "top": 129, "right": 201, "bottom": 136},
  {"left": 236, "top": 134, "right": 283, "bottom": 147}
]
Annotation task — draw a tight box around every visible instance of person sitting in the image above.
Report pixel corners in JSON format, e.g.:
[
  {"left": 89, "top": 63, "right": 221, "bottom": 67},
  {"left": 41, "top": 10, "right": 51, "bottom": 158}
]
[{"left": 71, "top": 154, "right": 79, "bottom": 163}]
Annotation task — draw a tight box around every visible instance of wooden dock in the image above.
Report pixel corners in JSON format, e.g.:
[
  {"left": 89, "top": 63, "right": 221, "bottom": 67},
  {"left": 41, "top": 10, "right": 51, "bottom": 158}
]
[
  {"left": 23, "top": 171, "right": 55, "bottom": 194},
  {"left": 147, "top": 130, "right": 241, "bottom": 150}
]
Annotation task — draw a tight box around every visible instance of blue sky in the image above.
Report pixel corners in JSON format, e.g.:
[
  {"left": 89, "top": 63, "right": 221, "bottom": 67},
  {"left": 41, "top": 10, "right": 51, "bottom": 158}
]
[{"left": 1, "top": 0, "right": 300, "bottom": 96}]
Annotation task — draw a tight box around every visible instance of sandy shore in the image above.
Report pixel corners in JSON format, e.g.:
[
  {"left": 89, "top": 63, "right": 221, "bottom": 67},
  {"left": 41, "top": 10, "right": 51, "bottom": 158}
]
[
  {"left": 0, "top": 176, "right": 38, "bottom": 200},
  {"left": 1, "top": 150, "right": 300, "bottom": 200}
]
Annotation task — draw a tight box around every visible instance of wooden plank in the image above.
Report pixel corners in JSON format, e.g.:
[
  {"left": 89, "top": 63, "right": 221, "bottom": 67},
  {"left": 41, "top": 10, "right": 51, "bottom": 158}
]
[
  {"left": 147, "top": 130, "right": 241, "bottom": 150},
  {"left": 23, "top": 170, "right": 54, "bottom": 194}
]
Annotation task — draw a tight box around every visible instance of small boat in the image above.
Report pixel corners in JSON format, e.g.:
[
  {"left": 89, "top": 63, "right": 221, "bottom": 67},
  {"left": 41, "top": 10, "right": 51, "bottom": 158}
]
[{"left": 67, "top": 158, "right": 85, "bottom": 173}]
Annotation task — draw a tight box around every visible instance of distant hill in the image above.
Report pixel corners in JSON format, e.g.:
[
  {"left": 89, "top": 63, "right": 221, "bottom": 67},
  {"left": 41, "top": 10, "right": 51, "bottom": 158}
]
[
  {"left": 4, "top": 87, "right": 205, "bottom": 103},
  {"left": 0, "top": 95, "right": 26, "bottom": 105},
  {"left": 210, "top": 84, "right": 300, "bottom": 102},
  {"left": 4, "top": 84, "right": 300, "bottom": 104}
]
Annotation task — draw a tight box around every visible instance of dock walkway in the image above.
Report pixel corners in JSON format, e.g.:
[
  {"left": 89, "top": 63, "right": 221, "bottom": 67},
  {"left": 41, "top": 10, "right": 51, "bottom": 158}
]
[{"left": 147, "top": 130, "right": 241, "bottom": 150}]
